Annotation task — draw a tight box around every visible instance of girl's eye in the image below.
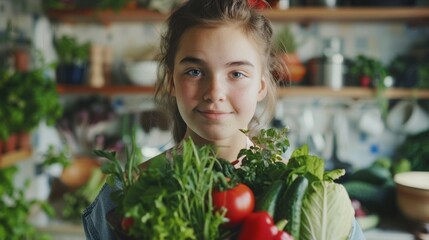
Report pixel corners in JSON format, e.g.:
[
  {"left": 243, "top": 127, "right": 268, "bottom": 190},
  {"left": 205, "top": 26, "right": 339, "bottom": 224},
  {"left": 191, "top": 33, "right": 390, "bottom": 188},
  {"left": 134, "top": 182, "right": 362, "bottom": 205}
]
[
  {"left": 186, "top": 69, "right": 202, "bottom": 77},
  {"left": 231, "top": 71, "right": 245, "bottom": 79}
]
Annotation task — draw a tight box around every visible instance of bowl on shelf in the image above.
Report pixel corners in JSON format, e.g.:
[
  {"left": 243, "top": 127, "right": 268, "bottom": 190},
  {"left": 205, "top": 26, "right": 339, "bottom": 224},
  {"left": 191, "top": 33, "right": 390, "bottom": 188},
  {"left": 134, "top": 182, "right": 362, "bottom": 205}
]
[
  {"left": 60, "top": 156, "right": 101, "bottom": 188},
  {"left": 394, "top": 171, "right": 429, "bottom": 223},
  {"left": 124, "top": 60, "right": 158, "bottom": 86}
]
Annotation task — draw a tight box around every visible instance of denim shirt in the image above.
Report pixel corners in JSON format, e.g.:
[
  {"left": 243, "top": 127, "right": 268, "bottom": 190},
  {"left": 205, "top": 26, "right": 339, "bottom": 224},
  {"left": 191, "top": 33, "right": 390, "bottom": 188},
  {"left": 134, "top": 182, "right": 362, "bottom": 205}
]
[
  {"left": 82, "top": 182, "right": 367, "bottom": 240},
  {"left": 82, "top": 183, "right": 119, "bottom": 240}
]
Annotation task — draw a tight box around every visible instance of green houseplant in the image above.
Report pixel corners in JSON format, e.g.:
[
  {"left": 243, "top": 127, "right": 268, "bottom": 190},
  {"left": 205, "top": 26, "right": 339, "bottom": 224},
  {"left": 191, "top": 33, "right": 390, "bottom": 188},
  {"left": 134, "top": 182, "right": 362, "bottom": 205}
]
[
  {"left": 274, "top": 25, "right": 298, "bottom": 54},
  {"left": 349, "top": 55, "right": 389, "bottom": 119},
  {"left": 0, "top": 66, "right": 63, "bottom": 146},
  {"left": 349, "top": 55, "right": 388, "bottom": 88},
  {"left": 274, "top": 26, "right": 306, "bottom": 84},
  {"left": 53, "top": 35, "right": 90, "bottom": 85},
  {"left": 0, "top": 166, "right": 55, "bottom": 240}
]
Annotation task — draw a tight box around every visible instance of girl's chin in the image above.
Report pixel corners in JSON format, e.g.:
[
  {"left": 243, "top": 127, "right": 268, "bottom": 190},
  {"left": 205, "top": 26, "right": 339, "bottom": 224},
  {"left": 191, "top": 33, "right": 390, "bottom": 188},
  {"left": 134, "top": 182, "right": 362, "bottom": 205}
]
[{"left": 190, "top": 127, "right": 243, "bottom": 143}]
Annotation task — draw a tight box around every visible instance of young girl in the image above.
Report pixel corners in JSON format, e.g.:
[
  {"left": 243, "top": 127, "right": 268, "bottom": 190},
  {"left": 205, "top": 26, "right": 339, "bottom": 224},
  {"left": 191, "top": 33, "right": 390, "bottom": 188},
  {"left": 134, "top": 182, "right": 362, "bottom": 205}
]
[{"left": 82, "top": 0, "right": 364, "bottom": 239}]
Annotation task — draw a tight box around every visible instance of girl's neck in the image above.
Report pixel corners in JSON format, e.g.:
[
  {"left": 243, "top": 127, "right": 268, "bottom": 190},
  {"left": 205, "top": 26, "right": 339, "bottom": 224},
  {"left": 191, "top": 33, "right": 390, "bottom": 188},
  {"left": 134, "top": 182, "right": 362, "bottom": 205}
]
[{"left": 183, "top": 130, "right": 252, "bottom": 162}]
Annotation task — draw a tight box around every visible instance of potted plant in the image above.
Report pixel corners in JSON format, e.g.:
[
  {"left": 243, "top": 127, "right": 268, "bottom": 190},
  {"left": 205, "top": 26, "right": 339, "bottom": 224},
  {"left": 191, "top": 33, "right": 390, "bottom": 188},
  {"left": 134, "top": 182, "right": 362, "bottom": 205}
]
[
  {"left": 0, "top": 166, "right": 55, "bottom": 239},
  {"left": 388, "top": 37, "right": 429, "bottom": 89},
  {"left": 54, "top": 35, "right": 90, "bottom": 85},
  {"left": 0, "top": 20, "right": 32, "bottom": 72},
  {"left": 274, "top": 25, "right": 306, "bottom": 84},
  {"left": 0, "top": 65, "right": 63, "bottom": 152},
  {"left": 349, "top": 55, "right": 390, "bottom": 119},
  {"left": 0, "top": 68, "right": 25, "bottom": 151},
  {"left": 349, "top": 55, "right": 388, "bottom": 88}
]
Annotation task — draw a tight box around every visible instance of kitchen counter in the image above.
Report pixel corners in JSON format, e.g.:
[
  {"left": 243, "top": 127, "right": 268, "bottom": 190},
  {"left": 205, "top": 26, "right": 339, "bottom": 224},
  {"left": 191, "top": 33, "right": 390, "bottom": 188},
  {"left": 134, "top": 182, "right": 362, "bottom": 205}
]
[
  {"left": 35, "top": 219, "right": 419, "bottom": 240},
  {"left": 32, "top": 207, "right": 425, "bottom": 240},
  {"left": 364, "top": 228, "right": 413, "bottom": 240},
  {"left": 363, "top": 214, "right": 429, "bottom": 240},
  {"left": 35, "top": 220, "right": 425, "bottom": 240},
  {"left": 37, "top": 221, "right": 85, "bottom": 240}
]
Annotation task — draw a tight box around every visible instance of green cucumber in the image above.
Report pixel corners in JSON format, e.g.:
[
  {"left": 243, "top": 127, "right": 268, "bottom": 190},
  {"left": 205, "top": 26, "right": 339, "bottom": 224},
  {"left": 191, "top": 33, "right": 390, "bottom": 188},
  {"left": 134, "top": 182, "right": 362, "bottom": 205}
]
[
  {"left": 275, "top": 175, "right": 309, "bottom": 239},
  {"left": 255, "top": 180, "right": 285, "bottom": 218},
  {"left": 348, "top": 165, "right": 391, "bottom": 186}
]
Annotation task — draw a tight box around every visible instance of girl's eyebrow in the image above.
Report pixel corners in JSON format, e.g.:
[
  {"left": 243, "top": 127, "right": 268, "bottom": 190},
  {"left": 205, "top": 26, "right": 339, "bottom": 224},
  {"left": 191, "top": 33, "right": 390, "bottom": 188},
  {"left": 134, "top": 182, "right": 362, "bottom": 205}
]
[
  {"left": 226, "top": 61, "right": 254, "bottom": 68},
  {"left": 179, "top": 56, "right": 254, "bottom": 68},
  {"left": 179, "top": 56, "right": 204, "bottom": 65}
]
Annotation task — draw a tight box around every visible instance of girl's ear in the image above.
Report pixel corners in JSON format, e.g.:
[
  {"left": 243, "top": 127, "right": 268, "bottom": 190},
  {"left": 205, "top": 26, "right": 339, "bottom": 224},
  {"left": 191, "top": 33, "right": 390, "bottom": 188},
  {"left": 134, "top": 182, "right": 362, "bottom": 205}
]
[
  {"left": 167, "top": 74, "right": 176, "bottom": 96},
  {"left": 257, "top": 77, "right": 268, "bottom": 101}
]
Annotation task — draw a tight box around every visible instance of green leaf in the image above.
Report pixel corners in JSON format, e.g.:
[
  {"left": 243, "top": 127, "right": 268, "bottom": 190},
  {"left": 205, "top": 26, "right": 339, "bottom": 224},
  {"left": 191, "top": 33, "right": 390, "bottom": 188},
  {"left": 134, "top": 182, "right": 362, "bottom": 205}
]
[
  {"left": 324, "top": 169, "right": 345, "bottom": 182},
  {"left": 288, "top": 146, "right": 325, "bottom": 181},
  {"left": 101, "top": 161, "right": 119, "bottom": 175},
  {"left": 93, "top": 149, "right": 117, "bottom": 161}
]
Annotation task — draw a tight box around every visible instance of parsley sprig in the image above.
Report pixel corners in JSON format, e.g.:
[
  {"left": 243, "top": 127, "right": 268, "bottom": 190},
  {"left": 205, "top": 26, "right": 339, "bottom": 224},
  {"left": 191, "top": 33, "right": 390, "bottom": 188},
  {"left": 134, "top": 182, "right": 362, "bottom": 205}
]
[{"left": 235, "top": 128, "right": 290, "bottom": 195}]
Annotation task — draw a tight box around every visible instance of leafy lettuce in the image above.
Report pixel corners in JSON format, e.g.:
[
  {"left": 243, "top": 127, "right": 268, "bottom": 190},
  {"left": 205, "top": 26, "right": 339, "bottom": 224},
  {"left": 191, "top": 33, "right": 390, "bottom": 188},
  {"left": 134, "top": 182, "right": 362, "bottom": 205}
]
[{"left": 289, "top": 145, "right": 354, "bottom": 240}]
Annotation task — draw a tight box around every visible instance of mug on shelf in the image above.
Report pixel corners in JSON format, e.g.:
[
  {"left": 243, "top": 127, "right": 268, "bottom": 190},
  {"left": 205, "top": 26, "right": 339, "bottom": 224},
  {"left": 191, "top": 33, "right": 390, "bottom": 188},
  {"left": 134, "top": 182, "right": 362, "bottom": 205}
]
[{"left": 386, "top": 100, "right": 429, "bottom": 135}]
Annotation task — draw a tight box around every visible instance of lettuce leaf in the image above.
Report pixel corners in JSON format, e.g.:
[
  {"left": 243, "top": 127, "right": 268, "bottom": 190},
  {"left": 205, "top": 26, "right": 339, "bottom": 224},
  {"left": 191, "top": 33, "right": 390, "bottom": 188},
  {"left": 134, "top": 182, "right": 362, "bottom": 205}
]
[{"left": 300, "top": 180, "right": 354, "bottom": 240}]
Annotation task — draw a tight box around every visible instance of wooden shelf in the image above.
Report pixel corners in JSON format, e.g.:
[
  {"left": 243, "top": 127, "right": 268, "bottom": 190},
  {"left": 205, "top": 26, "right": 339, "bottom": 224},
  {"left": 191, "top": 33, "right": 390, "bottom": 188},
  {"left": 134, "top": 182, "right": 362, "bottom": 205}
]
[
  {"left": 46, "top": 8, "right": 166, "bottom": 24},
  {"left": 56, "top": 84, "right": 154, "bottom": 95},
  {"left": 46, "top": 7, "right": 429, "bottom": 24},
  {"left": 57, "top": 85, "right": 429, "bottom": 99},
  {"left": 0, "top": 149, "right": 32, "bottom": 168},
  {"left": 262, "top": 7, "right": 429, "bottom": 23},
  {"left": 277, "top": 87, "right": 429, "bottom": 99}
]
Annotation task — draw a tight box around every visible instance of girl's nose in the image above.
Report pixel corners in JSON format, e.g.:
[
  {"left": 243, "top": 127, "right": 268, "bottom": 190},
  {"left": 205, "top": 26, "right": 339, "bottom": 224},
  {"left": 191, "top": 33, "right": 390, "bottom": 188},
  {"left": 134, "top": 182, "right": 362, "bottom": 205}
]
[{"left": 203, "top": 75, "right": 225, "bottom": 102}]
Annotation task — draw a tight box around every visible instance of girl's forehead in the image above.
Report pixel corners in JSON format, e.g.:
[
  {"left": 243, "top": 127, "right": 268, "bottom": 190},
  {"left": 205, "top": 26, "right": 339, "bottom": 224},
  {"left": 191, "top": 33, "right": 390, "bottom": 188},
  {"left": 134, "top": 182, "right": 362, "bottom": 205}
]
[{"left": 175, "top": 24, "right": 262, "bottom": 61}]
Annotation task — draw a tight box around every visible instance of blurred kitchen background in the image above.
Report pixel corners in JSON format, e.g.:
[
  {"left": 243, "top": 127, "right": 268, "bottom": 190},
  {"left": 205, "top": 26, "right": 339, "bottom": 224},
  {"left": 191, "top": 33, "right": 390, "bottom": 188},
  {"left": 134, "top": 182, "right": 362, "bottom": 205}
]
[{"left": 1, "top": 0, "right": 429, "bottom": 239}]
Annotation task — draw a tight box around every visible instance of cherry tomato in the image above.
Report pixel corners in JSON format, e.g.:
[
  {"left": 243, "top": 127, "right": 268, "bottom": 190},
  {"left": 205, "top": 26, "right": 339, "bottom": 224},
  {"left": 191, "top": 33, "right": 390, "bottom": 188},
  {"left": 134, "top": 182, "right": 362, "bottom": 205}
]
[
  {"left": 121, "top": 217, "right": 134, "bottom": 232},
  {"left": 212, "top": 183, "right": 255, "bottom": 227}
]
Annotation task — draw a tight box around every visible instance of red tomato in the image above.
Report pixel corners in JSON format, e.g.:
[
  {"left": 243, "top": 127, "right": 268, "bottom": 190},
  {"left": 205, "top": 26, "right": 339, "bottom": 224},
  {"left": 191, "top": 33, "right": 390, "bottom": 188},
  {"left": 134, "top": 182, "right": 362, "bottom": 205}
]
[
  {"left": 238, "top": 212, "right": 294, "bottom": 240},
  {"left": 212, "top": 183, "right": 255, "bottom": 227},
  {"left": 121, "top": 217, "right": 134, "bottom": 232}
]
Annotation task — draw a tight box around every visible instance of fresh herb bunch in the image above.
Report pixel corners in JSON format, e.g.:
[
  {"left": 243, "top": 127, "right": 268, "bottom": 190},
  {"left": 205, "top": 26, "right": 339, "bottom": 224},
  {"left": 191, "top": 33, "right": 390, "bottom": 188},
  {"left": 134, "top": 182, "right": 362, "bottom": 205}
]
[
  {"left": 95, "top": 133, "right": 228, "bottom": 240},
  {"left": 94, "top": 130, "right": 143, "bottom": 210}
]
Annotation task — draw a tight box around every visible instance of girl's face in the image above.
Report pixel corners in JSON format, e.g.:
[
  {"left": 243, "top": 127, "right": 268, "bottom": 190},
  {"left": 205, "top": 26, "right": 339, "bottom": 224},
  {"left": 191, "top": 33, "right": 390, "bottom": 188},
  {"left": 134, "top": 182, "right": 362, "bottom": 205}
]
[{"left": 172, "top": 25, "right": 267, "bottom": 146}]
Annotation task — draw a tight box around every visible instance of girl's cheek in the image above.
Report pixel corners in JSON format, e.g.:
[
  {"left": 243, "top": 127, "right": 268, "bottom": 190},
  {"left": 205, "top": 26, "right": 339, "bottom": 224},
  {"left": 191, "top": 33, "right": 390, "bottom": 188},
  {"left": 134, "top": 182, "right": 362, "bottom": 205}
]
[{"left": 177, "top": 82, "right": 200, "bottom": 99}]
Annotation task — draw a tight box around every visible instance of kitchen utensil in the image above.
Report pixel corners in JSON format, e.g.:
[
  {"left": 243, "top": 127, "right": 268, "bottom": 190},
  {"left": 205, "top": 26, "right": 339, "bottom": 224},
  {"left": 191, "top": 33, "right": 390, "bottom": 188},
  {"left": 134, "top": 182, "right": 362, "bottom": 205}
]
[
  {"left": 386, "top": 100, "right": 429, "bottom": 135},
  {"left": 358, "top": 108, "right": 385, "bottom": 136},
  {"left": 308, "top": 38, "right": 345, "bottom": 89},
  {"left": 321, "top": 37, "right": 344, "bottom": 89},
  {"left": 60, "top": 156, "right": 101, "bottom": 188},
  {"left": 124, "top": 60, "right": 158, "bottom": 86},
  {"left": 394, "top": 171, "right": 429, "bottom": 223}
]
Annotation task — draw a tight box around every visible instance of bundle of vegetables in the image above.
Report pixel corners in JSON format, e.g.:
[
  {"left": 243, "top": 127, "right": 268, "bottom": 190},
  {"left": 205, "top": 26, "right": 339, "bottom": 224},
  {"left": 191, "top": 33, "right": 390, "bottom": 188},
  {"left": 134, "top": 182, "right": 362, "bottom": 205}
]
[{"left": 96, "top": 128, "right": 355, "bottom": 240}]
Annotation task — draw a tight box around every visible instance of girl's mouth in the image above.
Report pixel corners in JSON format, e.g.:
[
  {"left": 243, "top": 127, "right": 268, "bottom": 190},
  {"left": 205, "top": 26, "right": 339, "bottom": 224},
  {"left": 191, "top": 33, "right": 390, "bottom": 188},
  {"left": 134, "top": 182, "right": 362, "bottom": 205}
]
[{"left": 197, "top": 109, "right": 230, "bottom": 120}]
